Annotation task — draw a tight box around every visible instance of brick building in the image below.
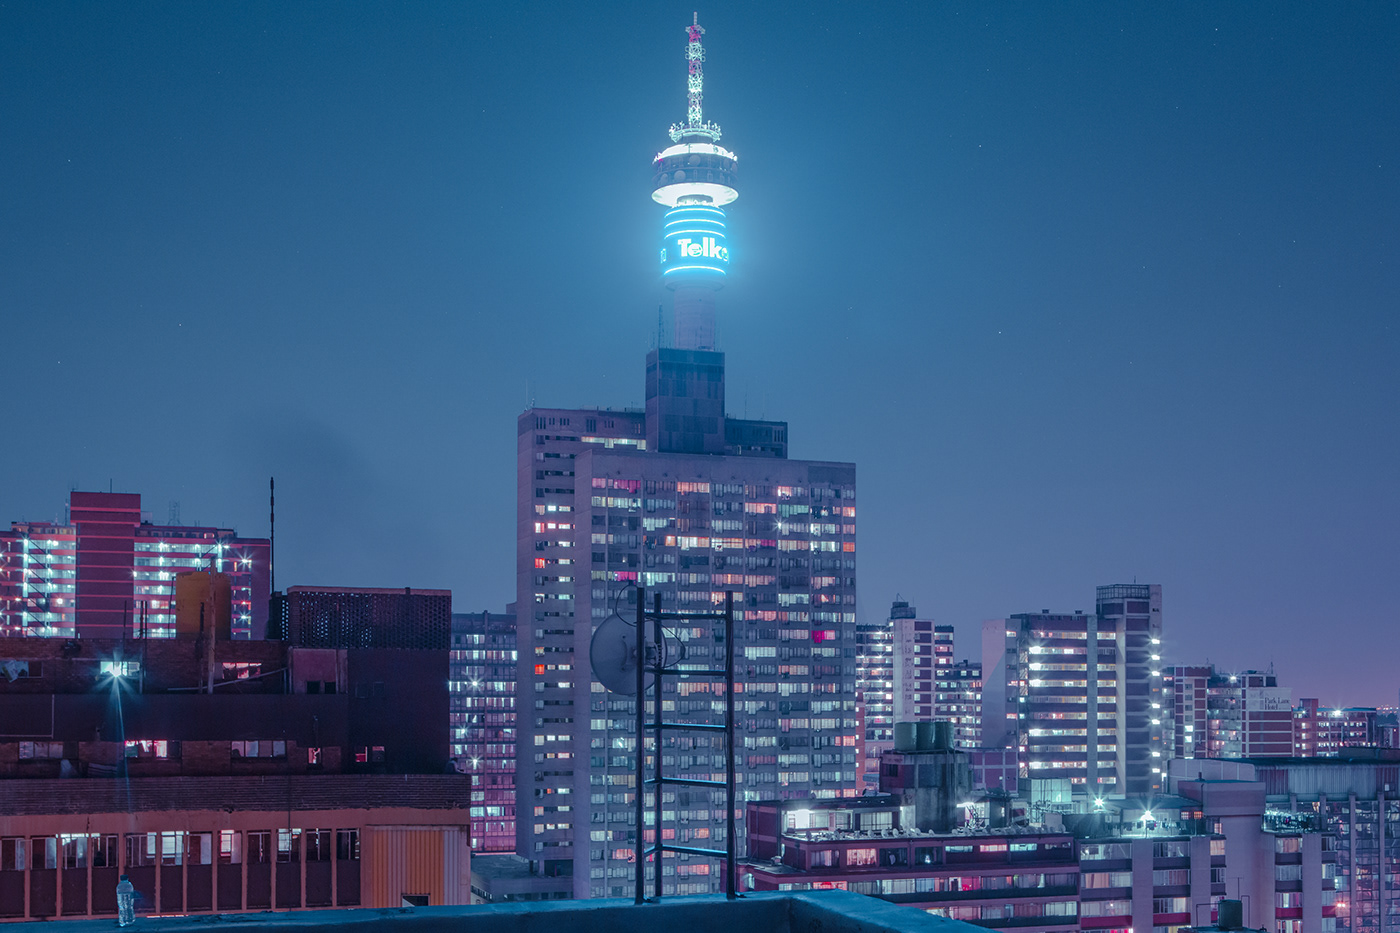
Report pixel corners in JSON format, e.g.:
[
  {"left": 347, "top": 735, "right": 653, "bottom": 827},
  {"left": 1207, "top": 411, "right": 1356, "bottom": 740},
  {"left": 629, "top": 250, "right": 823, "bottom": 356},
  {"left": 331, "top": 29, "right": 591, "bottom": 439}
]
[{"left": 0, "top": 631, "right": 467, "bottom": 920}]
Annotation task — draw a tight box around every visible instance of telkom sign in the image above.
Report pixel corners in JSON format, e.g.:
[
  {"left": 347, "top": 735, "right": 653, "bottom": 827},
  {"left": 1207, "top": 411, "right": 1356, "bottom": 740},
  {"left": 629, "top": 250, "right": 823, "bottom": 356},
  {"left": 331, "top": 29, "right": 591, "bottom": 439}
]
[
  {"left": 673, "top": 237, "right": 727, "bottom": 262},
  {"left": 660, "top": 234, "right": 729, "bottom": 277}
]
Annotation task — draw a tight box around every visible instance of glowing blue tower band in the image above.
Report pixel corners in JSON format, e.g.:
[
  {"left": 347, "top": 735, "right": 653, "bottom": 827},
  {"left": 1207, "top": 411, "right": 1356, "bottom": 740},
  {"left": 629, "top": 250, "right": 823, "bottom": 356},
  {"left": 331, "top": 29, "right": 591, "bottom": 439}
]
[
  {"left": 660, "top": 203, "right": 729, "bottom": 280},
  {"left": 651, "top": 15, "right": 737, "bottom": 352}
]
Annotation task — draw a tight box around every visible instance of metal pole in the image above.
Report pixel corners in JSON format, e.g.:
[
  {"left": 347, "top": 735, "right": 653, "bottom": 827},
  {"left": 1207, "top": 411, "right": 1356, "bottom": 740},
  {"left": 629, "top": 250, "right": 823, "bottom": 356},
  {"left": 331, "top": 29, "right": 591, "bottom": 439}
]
[
  {"left": 652, "top": 592, "right": 663, "bottom": 902},
  {"left": 725, "top": 590, "right": 737, "bottom": 898},
  {"left": 634, "top": 586, "right": 646, "bottom": 905}
]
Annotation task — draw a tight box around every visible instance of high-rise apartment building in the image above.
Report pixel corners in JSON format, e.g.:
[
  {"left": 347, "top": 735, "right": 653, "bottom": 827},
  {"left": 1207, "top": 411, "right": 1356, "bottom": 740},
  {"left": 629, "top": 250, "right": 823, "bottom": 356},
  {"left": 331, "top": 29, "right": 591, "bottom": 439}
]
[
  {"left": 1167, "top": 664, "right": 1211, "bottom": 760},
  {"left": 885, "top": 604, "right": 980, "bottom": 751},
  {"left": 887, "top": 601, "right": 934, "bottom": 724},
  {"left": 856, "top": 601, "right": 901, "bottom": 789},
  {"left": 1093, "top": 584, "right": 1165, "bottom": 795},
  {"left": 0, "top": 491, "right": 269, "bottom": 639},
  {"left": 937, "top": 659, "right": 982, "bottom": 749},
  {"left": 981, "top": 585, "right": 1163, "bottom": 799},
  {"left": 514, "top": 18, "right": 859, "bottom": 899},
  {"left": 450, "top": 611, "right": 517, "bottom": 853}
]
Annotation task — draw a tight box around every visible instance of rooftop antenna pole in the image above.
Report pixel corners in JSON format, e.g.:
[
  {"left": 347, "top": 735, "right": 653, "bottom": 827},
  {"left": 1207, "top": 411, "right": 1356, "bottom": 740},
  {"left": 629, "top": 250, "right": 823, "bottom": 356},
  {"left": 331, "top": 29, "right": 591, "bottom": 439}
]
[
  {"left": 668, "top": 13, "right": 721, "bottom": 143},
  {"left": 269, "top": 477, "right": 275, "bottom": 594}
]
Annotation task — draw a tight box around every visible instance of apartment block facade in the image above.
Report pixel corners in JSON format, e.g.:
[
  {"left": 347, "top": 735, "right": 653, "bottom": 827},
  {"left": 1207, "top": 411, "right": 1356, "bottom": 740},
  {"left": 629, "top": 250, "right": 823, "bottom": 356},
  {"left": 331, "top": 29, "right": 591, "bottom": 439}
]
[
  {"left": 981, "top": 585, "right": 1163, "bottom": 799},
  {"left": 450, "top": 611, "right": 518, "bottom": 853},
  {"left": 1168, "top": 666, "right": 1293, "bottom": 761},
  {"left": 938, "top": 659, "right": 982, "bottom": 750},
  {"left": 515, "top": 387, "right": 859, "bottom": 899},
  {"left": 1293, "top": 702, "right": 1396, "bottom": 758}
]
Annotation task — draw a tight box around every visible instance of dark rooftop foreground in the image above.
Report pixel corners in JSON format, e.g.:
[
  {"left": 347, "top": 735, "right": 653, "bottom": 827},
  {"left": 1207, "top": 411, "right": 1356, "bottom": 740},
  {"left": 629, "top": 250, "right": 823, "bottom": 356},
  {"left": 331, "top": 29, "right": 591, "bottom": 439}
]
[{"left": 17, "top": 891, "right": 979, "bottom": 933}]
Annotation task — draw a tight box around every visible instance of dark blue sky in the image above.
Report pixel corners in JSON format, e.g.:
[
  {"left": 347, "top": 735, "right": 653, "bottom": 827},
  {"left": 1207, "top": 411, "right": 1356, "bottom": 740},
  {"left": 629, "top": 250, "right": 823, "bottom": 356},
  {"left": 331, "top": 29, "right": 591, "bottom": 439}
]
[{"left": 3, "top": 3, "right": 1396, "bottom": 704}]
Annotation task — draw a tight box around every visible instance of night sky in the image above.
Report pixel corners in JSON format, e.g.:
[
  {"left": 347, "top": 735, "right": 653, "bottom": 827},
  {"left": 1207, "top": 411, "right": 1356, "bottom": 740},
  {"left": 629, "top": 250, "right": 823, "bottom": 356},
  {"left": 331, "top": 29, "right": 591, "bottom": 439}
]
[{"left": 3, "top": 3, "right": 1396, "bottom": 704}]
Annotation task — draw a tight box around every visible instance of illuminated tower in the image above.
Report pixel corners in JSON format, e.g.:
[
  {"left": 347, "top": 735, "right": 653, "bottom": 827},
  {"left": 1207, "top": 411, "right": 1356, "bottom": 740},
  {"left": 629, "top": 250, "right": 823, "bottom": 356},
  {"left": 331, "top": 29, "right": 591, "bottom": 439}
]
[
  {"left": 651, "top": 14, "right": 738, "bottom": 352},
  {"left": 512, "top": 18, "right": 858, "bottom": 900}
]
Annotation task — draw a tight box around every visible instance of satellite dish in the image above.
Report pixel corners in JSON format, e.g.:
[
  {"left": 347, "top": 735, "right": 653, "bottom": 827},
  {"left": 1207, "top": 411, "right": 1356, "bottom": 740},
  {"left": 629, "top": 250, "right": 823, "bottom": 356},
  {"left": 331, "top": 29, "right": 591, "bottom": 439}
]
[{"left": 590, "top": 613, "right": 650, "bottom": 695}]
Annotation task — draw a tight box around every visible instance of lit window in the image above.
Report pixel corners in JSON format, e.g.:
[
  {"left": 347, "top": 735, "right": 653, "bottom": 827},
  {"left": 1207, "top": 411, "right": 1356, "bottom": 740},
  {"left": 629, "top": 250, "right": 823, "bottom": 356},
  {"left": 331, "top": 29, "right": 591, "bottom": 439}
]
[{"left": 125, "top": 740, "right": 171, "bottom": 759}]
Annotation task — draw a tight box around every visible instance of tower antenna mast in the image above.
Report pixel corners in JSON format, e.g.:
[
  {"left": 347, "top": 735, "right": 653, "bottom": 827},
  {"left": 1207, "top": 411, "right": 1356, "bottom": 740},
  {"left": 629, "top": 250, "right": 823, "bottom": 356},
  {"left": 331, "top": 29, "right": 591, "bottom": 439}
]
[{"left": 670, "top": 13, "right": 721, "bottom": 142}]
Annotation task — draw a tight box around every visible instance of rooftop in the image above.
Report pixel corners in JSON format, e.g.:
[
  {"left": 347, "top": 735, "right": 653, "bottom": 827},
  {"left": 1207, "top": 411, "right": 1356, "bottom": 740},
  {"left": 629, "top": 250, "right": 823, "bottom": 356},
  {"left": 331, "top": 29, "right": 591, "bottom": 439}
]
[{"left": 8, "top": 891, "right": 979, "bottom": 933}]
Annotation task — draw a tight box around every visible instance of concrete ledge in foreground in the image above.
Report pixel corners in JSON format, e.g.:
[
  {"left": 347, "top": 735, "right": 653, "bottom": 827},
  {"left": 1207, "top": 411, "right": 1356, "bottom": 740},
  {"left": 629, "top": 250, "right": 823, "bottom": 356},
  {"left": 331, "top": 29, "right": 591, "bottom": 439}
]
[{"left": 4, "top": 891, "right": 983, "bottom": 933}]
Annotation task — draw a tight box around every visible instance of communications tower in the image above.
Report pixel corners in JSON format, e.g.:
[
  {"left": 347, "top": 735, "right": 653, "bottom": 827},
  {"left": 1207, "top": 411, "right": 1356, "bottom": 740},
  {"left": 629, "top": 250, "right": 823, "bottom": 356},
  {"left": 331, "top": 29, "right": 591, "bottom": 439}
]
[{"left": 652, "top": 14, "right": 738, "bottom": 351}]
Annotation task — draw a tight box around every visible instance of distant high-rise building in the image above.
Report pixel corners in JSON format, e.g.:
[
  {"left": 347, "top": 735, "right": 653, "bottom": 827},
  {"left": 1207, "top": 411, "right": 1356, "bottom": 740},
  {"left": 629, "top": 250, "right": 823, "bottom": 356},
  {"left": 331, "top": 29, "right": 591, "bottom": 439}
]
[
  {"left": 937, "top": 658, "right": 982, "bottom": 749},
  {"left": 856, "top": 600, "right": 901, "bottom": 789},
  {"left": 887, "top": 601, "right": 933, "bottom": 726},
  {"left": 981, "top": 585, "right": 1163, "bottom": 799},
  {"left": 513, "top": 17, "right": 859, "bottom": 900},
  {"left": 450, "top": 610, "right": 517, "bottom": 853},
  {"left": 1168, "top": 665, "right": 1292, "bottom": 759},
  {"left": 885, "top": 604, "right": 980, "bottom": 750},
  {"left": 1293, "top": 699, "right": 1391, "bottom": 757},
  {"left": 1093, "top": 584, "right": 1165, "bottom": 796},
  {"left": 1166, "top": 664, "right": 1211, "bottom": 760},
  {"left": 0, "top": 491, "right": 269, "bottom": 639}
]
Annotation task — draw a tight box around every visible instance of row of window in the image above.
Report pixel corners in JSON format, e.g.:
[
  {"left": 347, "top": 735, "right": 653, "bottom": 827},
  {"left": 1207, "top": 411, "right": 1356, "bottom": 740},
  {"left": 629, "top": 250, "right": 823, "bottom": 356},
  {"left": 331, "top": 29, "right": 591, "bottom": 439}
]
[
  {"left": 16, "top": 741, "right": 387, "bottom": 764},
  {"left": 0, "top": 830, "right": 359, "bottom": 870}
]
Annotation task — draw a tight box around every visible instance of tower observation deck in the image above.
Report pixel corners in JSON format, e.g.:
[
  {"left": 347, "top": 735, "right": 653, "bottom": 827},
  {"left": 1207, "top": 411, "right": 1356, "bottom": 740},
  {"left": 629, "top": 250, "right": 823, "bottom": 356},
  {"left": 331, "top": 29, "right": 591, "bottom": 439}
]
[{"left": 652, "top": 14, "right": 737, "bottom": 352}]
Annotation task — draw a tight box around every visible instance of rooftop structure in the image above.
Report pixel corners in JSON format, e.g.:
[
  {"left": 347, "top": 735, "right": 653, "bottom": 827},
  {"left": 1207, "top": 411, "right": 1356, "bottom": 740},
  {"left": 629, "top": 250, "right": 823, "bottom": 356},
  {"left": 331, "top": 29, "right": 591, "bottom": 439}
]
[
  {"left": 743, "top": 744, "right": 1337, "bottom": 933},
  {"left": 0, "top": 633, "right": 449, "bottom": 778},
  {"left": 1176, "top": 753, "right": 1400, "bottom": 933},
  {"left": 269, "top": 586, "right": 451, "bottom": 650},
  {"left": 743, "top": 794, "right": 1080, "bottom": 933}
]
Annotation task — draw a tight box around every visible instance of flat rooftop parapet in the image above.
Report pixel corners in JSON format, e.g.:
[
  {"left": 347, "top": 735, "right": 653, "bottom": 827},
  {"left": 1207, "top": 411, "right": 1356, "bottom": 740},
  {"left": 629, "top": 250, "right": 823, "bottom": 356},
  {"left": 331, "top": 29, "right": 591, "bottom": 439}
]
[{"left": 14, "top": 891, "right": 981, "bottom": 933}]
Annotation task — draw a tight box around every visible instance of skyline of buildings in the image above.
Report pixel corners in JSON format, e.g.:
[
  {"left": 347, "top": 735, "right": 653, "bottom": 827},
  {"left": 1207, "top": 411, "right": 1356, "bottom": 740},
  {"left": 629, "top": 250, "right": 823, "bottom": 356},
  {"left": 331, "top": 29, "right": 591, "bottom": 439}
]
[{"left": 0, "top": 9, "right": 1394, "bottom": 933}]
